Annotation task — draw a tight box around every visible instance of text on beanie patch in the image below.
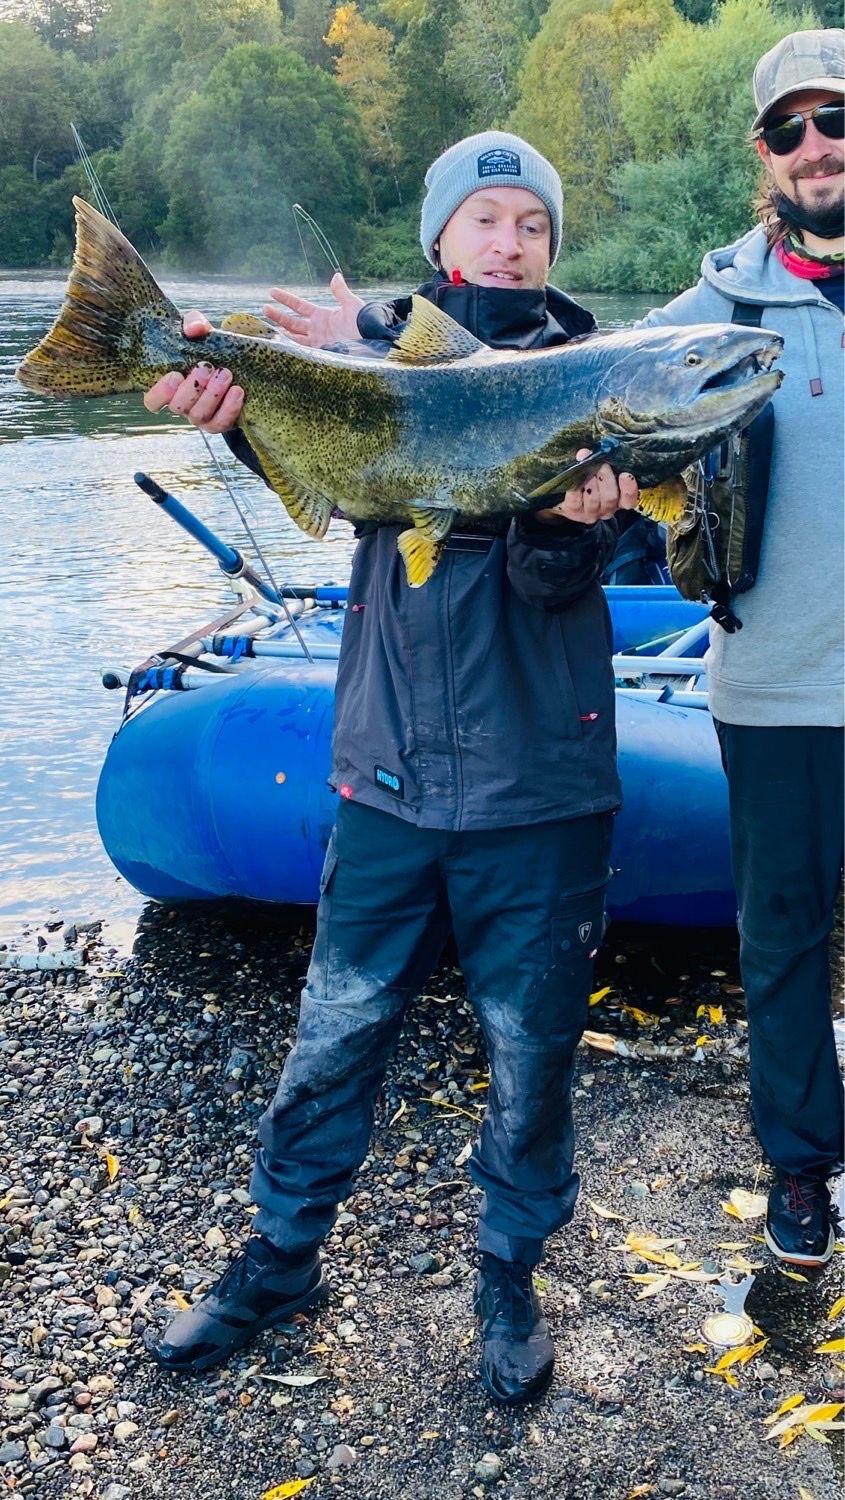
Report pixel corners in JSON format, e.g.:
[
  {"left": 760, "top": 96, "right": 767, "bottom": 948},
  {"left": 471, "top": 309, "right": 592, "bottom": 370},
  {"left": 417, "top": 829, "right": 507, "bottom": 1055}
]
[{"left": 477, "top": 148, "right": 521, "bottom": 178}]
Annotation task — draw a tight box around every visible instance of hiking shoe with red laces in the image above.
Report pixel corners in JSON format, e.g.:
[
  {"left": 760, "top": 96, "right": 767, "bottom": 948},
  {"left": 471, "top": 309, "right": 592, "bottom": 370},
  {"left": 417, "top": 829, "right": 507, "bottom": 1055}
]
[{"left": 764, "top": 1170, "right": 836, "bottom": 1267}]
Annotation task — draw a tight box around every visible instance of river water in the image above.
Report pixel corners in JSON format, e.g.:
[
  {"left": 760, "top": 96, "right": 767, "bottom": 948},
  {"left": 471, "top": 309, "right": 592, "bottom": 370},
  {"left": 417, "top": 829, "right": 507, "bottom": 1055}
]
[{"left": 0, "top": 273, "right": 664, "bottom": 945}]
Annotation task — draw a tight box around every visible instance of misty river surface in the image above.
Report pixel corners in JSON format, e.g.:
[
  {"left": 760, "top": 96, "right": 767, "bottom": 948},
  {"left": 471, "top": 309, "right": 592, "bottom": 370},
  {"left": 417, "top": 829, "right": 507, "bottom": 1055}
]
[{"left": 1, "top": 272, "right": 664, "bottom": 946}]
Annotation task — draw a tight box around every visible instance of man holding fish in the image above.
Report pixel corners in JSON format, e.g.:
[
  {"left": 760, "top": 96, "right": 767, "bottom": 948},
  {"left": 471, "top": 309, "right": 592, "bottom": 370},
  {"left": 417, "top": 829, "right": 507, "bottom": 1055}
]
[{"left": 143, "top": 131, "right": 645, "bottom": 1404}]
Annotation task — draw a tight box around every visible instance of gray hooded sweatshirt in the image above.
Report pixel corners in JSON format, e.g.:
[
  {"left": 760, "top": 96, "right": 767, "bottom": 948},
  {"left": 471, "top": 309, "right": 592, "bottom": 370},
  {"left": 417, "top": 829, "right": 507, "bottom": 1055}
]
[{"left": 641, "top": 225, "right": 843, "bottom": 727}]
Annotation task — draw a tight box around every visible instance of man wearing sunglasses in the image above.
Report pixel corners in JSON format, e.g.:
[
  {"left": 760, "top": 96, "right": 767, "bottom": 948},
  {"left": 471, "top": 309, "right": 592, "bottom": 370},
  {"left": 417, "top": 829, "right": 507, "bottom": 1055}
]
[{"left": 643, "top": 29, "right": 844, "bottom": 1267}]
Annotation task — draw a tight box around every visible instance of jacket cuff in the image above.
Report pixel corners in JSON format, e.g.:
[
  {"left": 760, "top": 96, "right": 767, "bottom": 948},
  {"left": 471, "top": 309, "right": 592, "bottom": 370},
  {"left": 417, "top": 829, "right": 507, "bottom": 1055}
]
[{"left": 515, "top": 513, "right": 597, "bottom": 545}]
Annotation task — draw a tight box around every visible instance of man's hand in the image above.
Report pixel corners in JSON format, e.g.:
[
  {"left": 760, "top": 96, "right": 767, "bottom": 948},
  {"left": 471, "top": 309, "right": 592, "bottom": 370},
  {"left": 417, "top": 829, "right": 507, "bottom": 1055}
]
[
  {"left": 534, "top": 448, "right": 639, "bottom": 524},
  {"left": 143, "top": 311, "right": 244, "bottom": 433},
  {"left": 263, "top": 271, "right": 364, "bottom": 348}
]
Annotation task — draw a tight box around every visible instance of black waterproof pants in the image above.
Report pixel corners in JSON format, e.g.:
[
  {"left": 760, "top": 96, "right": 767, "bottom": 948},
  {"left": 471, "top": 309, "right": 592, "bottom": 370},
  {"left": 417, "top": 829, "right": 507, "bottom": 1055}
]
[
  {"left": 251, "top": 799, "right": 613, "bottom": 1264},
  {"left": 715, "top": 721, "right": 844, "bottom": 1175}
]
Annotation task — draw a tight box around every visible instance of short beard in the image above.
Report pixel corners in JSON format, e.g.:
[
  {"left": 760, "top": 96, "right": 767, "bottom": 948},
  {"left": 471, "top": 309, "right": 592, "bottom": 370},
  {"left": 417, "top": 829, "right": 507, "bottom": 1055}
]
[{"left": 774, "top": 186, "right": 845, "bottom": 238}]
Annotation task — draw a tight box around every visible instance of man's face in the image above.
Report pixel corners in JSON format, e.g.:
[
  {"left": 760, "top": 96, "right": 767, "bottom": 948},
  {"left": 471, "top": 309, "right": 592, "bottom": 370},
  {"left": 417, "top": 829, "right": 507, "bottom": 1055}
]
[
  {"left": 756, "top": 87, "right": 844, "bottom": 220},
  {"left": 435, "top": 187, "right": 552, "bottom": 290}
]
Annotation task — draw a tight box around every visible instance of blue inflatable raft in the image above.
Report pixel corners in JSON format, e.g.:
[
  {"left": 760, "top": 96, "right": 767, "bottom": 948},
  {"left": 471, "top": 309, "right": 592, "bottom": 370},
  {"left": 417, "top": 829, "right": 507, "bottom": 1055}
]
[{"left": 96, "top": 480, "right": 733, "bottom": 927}]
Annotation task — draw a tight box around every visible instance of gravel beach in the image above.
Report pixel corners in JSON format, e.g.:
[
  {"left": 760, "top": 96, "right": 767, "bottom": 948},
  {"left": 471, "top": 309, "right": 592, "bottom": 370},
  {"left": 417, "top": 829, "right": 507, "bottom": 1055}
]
[{"left": 1, "top": 906, "right": 843, "bottom": 1500}]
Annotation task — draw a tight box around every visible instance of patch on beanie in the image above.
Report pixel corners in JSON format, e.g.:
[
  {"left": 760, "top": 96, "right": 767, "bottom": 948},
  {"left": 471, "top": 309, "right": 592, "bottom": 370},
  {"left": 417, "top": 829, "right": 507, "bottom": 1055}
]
[{"left": 477, "top": 148, "right": 521, "bottom": 179}]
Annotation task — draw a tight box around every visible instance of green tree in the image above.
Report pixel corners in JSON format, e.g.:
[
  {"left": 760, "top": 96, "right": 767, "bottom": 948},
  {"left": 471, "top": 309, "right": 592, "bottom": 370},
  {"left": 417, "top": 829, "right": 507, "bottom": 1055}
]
[
  {"left": 511, "top": 0, "right": 674, "bottom": 249},
  {"left": 442, "top": 0, "right": 541, "bottom": 129},
  {"left": 559, "top": 0, "right": 816, "bottom": 292},
  {"left": 326, "top": 2, "right": 403, "bottom": 207},
  {"left": 285, "top": 0, "right": 335, "bottom": 67},
  {"left": 159, "top": 42, "right": 368, "bottom": 274},
  {"left": 0, "top": 21, "right": 73, "bottom": 175},
  {"left": 0, "top": 165, "right": 53, "bottom": 263},
  {"left": 392, "top": 0, "right": 475, "bottom": 198}
]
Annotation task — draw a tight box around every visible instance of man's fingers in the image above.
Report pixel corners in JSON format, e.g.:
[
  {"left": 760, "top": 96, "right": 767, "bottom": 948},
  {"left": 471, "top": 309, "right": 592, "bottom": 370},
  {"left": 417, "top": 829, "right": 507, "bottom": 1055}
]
[
  {"left": 183, "top": 367, "right": 233, "bottom": 425},
  {"left": 202, "top": 386, "right": 244, "bottom": 433},
  {"left": 143, "top": 371, "right": 182, "bottom": 413},
  {"left": 617, "top": 472, "right": 640, "bottom": 509},
  {"left": 268, "top": 287, "right": 317, "bottom": 316},
  {"left": 182, "top": 310, "right": 212, "bottom": 338}
]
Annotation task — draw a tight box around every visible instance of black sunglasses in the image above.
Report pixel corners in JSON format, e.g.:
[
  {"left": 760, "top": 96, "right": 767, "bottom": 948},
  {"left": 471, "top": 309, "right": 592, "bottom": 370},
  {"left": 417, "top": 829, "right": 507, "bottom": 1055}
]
[{"left": 759, "top": 101, "right": 845, "bottom": 156}]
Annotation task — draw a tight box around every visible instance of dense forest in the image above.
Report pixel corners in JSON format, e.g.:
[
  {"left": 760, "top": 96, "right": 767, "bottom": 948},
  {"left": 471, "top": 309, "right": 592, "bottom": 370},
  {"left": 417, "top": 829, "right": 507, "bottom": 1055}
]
[{"left": 0, "top": 0, "right": 834, "bottom": 290}]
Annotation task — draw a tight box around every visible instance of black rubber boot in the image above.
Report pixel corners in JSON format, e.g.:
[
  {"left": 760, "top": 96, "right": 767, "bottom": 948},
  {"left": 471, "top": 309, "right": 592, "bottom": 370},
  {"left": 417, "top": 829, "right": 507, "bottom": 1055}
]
[
  {"left": 764, "top": 1171, "right": 836, "bottom": 1267},
  {"left": 474, "top": 1253, "right": 555, "bottom": 1406},
  {"left": 150, "top": 1236, "right": 327, "bottom": 1373}
]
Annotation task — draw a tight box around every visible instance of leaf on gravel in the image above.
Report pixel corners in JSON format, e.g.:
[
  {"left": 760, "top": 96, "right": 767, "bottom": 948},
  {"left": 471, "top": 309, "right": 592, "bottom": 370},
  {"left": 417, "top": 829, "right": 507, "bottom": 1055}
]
[
  {"left": 101, "top": 1152, "right": 120, "bottom": 1183},
  {"left": 814, "top": 1337, "right": 845, "bottom": 1354},
  {"left": 694, "top": 1037, "right": 713, "bottom": 1047},
  {"left": 589, "top": 986, "right": 613, "bottom": 1007},
  {"left": 805, "top": 1403, "right": 844, "bottom": 1425},
  {"left": 261, "top": 1481, "right": 315, "bottom": 1500},
  {"left": 803, "top": 1425, "right": 830, "bottom": 1444},
  {"left": 270, "top": 1374, "right": 326, "bottom": 1387},
  {"left": 779, "top": 1427, "right": 801, "bottom": 1448},
  {"left": 421, "top": 1431, "right": 439, "bottom": 1440},
  {"left": 704, "top": 1341, "right": 767, "bottom": 1376},
  {"left": 625, "top": 1486, "right": 656, "bottom": 1498},
  {"left": 454, "top": 1141, "right": 473, "bottom": 1167},
  {"left": 622, "top": 1004, "right": 658, "bottom": 1026},
  {"left": 388, "top": 1100, "right": 407, "bottom": 1127},
  {"left": 683, "top": 1344, "right": 708, "bottom": 1354},
  {"left": 633, "top": 1273, "right": 672, "bottom": 1298},
  {"left": 587, "top": 1200, "right": 624, "bottom": 1221},
  {"left": 765, "top": 1402, "right": 843, "bottom": 1441},
  {"left": 170, "top": 1291, "right": 191, "bottom": 1311},
  {"left": 764, "top": 1392, "right": 806, "bottom": 1423},
  {"left": 468, "top": 1081, "right": 489, "bottom": 1092},
  {"left": 827, "top": 1295, "right": 845, "bottom": 1320},
  {"left": 723, "top": 1189, "right": 767, "bottom": 1221},
  {"left": 798, "top": 1488, "right": 816, "bottom": 1500},
  {"left": 778, "top": 1269, "right": 809, "bottom": 1283},
  {"left": 717, "top": 1242, "right": 752, "bottom": 1251}
]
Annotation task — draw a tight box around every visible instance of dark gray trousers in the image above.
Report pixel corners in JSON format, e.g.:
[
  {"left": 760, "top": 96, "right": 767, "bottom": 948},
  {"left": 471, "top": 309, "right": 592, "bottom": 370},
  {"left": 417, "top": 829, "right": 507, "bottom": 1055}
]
[
  {"left": 251, "top": 799, "right": 613, "bottom": 1264},
  {"left": 715, "top": 721, "right": 844, "bottom": 1175}
]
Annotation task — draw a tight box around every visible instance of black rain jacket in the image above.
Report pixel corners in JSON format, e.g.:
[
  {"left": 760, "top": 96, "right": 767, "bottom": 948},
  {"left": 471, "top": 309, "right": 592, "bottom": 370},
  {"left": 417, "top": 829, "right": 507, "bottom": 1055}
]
[{"left": 225, "top": 273, "right": 627, "bottom": 829}]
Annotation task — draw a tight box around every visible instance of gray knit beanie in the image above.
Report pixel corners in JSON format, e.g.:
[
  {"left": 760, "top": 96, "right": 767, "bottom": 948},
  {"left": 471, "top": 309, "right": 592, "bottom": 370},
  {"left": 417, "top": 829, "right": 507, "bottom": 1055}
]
[{"left": 420, "top": 131, "right": 563, "bottom": 267}]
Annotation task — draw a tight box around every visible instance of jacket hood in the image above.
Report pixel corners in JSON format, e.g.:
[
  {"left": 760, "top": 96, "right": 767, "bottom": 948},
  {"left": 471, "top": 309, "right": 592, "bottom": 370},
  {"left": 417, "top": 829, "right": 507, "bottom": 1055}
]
[{"left": 700, "top": 224, "right": 838, "bottom": 308}]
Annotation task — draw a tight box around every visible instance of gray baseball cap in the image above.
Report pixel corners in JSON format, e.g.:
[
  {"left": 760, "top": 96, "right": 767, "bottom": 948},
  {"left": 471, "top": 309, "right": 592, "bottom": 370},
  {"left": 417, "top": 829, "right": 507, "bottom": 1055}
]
[{"left": 752, "top": 28, "right": 845, "bottom": 130}]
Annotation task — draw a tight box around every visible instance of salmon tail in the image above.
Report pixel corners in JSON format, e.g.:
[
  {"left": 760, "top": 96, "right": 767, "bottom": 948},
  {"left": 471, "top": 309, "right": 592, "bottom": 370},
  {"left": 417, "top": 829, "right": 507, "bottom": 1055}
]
[{"left": 16, "top": 197, "right": 182, "bottom": 396}]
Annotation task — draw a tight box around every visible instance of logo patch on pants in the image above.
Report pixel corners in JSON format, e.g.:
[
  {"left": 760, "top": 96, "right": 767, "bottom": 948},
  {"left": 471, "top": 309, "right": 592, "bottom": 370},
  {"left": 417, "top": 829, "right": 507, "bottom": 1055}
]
[{"left": 578, "top": 921, "right": 593, "bottom": 944}]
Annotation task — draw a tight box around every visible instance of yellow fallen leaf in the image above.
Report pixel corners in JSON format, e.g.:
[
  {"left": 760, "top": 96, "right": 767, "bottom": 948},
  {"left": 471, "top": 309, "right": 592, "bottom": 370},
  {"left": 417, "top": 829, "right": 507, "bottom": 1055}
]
[
  {"left": 705, "top": 1340, "right": 766, "bottom": 1374},
  {"left": 722, "top": 1203, "right": 743, "bottom": 1220},
  {"left": 717, "top": 1241, "right": 752, "bottom": 1251},
  {"left": 421, "top": 1431, "right": 439, "bottom": 1440},
  {"left": 589, "top": 986, "right": 613, "bottom": 1007},
  {"left": 798, "top": 1488, "right": 816, "bottom": 1500},
  {"left": 724, "top": 1188, "right": 767, "bottom": 1221},
  {"left": 803, "top": 1425, "right": 830, "bottom": 1444},
  {"left": 101, "top": 1152, "right": 120, "bottom": 1183},
  {"left": 695, "top": 1036, "right": 713, "bottom": 1047},
  {"left": 827, "top": 1295, "right": 845, "bottom": 1320},
  {"left": 468, "top": 1081, "right": 489, "bottom": 1092},
  {"left": 170, "top": 1291, "right": 191, "bottom": 1311},
  {"left": 779, "top": 1428, "right": 801, "bottom": 1448},
  {"left": 764, "top": 1392, "right": 806, "bottom": 1423},
  {"left": 805, "top": 1402, "right": 844, "bottom": 1425},
  {"left": 663, "top": 1252, "right": 683, "bottom": 1269},
  {"left": 626, "top": 1486, "right": 655, "bottom": 1499},
  {"left": 683, "top": 1344, "right": 708, "bottom": 1354},
  {"left": 587, "top": 1199, "right": 624, "bottom": 1221},
  {"left": 779, "top": 1269, "right": 809, "bottom": 1283},
  {"left": 388, "top": 1099, "right": 407, "bottom": 1127},
  {"left": 622, "top": 1004, "right": 658, "bottom": 1026},
  {"left": 633, "top": 1273, "right": 672, "bottom": 1298},
  {"left": 814, "top": 1337, "right": 845, "bottom": 1354},
  {"left": 261, "top": 1482, "right": 315, "bottom": 1500}
]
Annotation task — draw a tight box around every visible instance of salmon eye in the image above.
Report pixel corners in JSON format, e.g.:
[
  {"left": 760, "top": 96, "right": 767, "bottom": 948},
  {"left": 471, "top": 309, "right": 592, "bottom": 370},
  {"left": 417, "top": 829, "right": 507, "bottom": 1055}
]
[{"left": 685, "top": 351, "right": 703, "bottom": 367}]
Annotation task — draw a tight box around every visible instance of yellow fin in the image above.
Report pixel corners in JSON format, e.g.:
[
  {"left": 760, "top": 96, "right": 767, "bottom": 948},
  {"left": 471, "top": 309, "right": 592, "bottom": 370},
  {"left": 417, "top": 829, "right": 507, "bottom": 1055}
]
[
  {"left": 245, "top": 427, "right": 332, "bottom": 539},
  {"left": 638, "top": 477, "right": 687, "bottom": 526},
  {"left": 408, "top": 505, "right": 456, "bottom": 542},
  {"left": 386, "top": 295, "right": 484, "bottom": 365},
  {"left": 397, "top": 527, "right": 444, "bottom": 587},
  {"left": 220, "top": 312, "right": 277, "bottom": 340}
]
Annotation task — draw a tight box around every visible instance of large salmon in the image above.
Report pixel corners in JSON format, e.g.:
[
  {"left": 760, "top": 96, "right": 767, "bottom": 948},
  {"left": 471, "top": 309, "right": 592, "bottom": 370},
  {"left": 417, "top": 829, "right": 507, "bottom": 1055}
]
[{"left": 17, "top": 197, "right": 783, "bottom": 585}]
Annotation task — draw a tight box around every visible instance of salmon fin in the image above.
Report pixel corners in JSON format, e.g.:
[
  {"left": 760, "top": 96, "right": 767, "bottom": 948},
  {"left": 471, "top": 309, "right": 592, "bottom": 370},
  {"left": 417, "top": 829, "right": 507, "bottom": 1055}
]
[
  {"left": 407, "top": 505, "right": 456, "bottom": 542},
  {"left": 638, "top": 476, "right": 687, "bottom": 525},
  {"left": 221, "top": 312, "right": 277, "bottom": 340},
  {"left": 244, "top": 426, "right": 332, "bottom": 538},
  {"left": 397, "top": 526, "right": 445, "bottom": 587},
  {"left": 386, "top": 295, "right": 484, "bottom": 366},
  {"left": 16, "top": 196, "right": 181, "bottom": 396}
]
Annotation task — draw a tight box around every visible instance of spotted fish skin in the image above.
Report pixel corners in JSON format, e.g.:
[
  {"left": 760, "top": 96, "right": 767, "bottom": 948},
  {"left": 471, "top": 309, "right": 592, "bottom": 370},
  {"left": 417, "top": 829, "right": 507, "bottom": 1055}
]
[{"left": 17, "top": 197, "right": 784, "bottom": 585}]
